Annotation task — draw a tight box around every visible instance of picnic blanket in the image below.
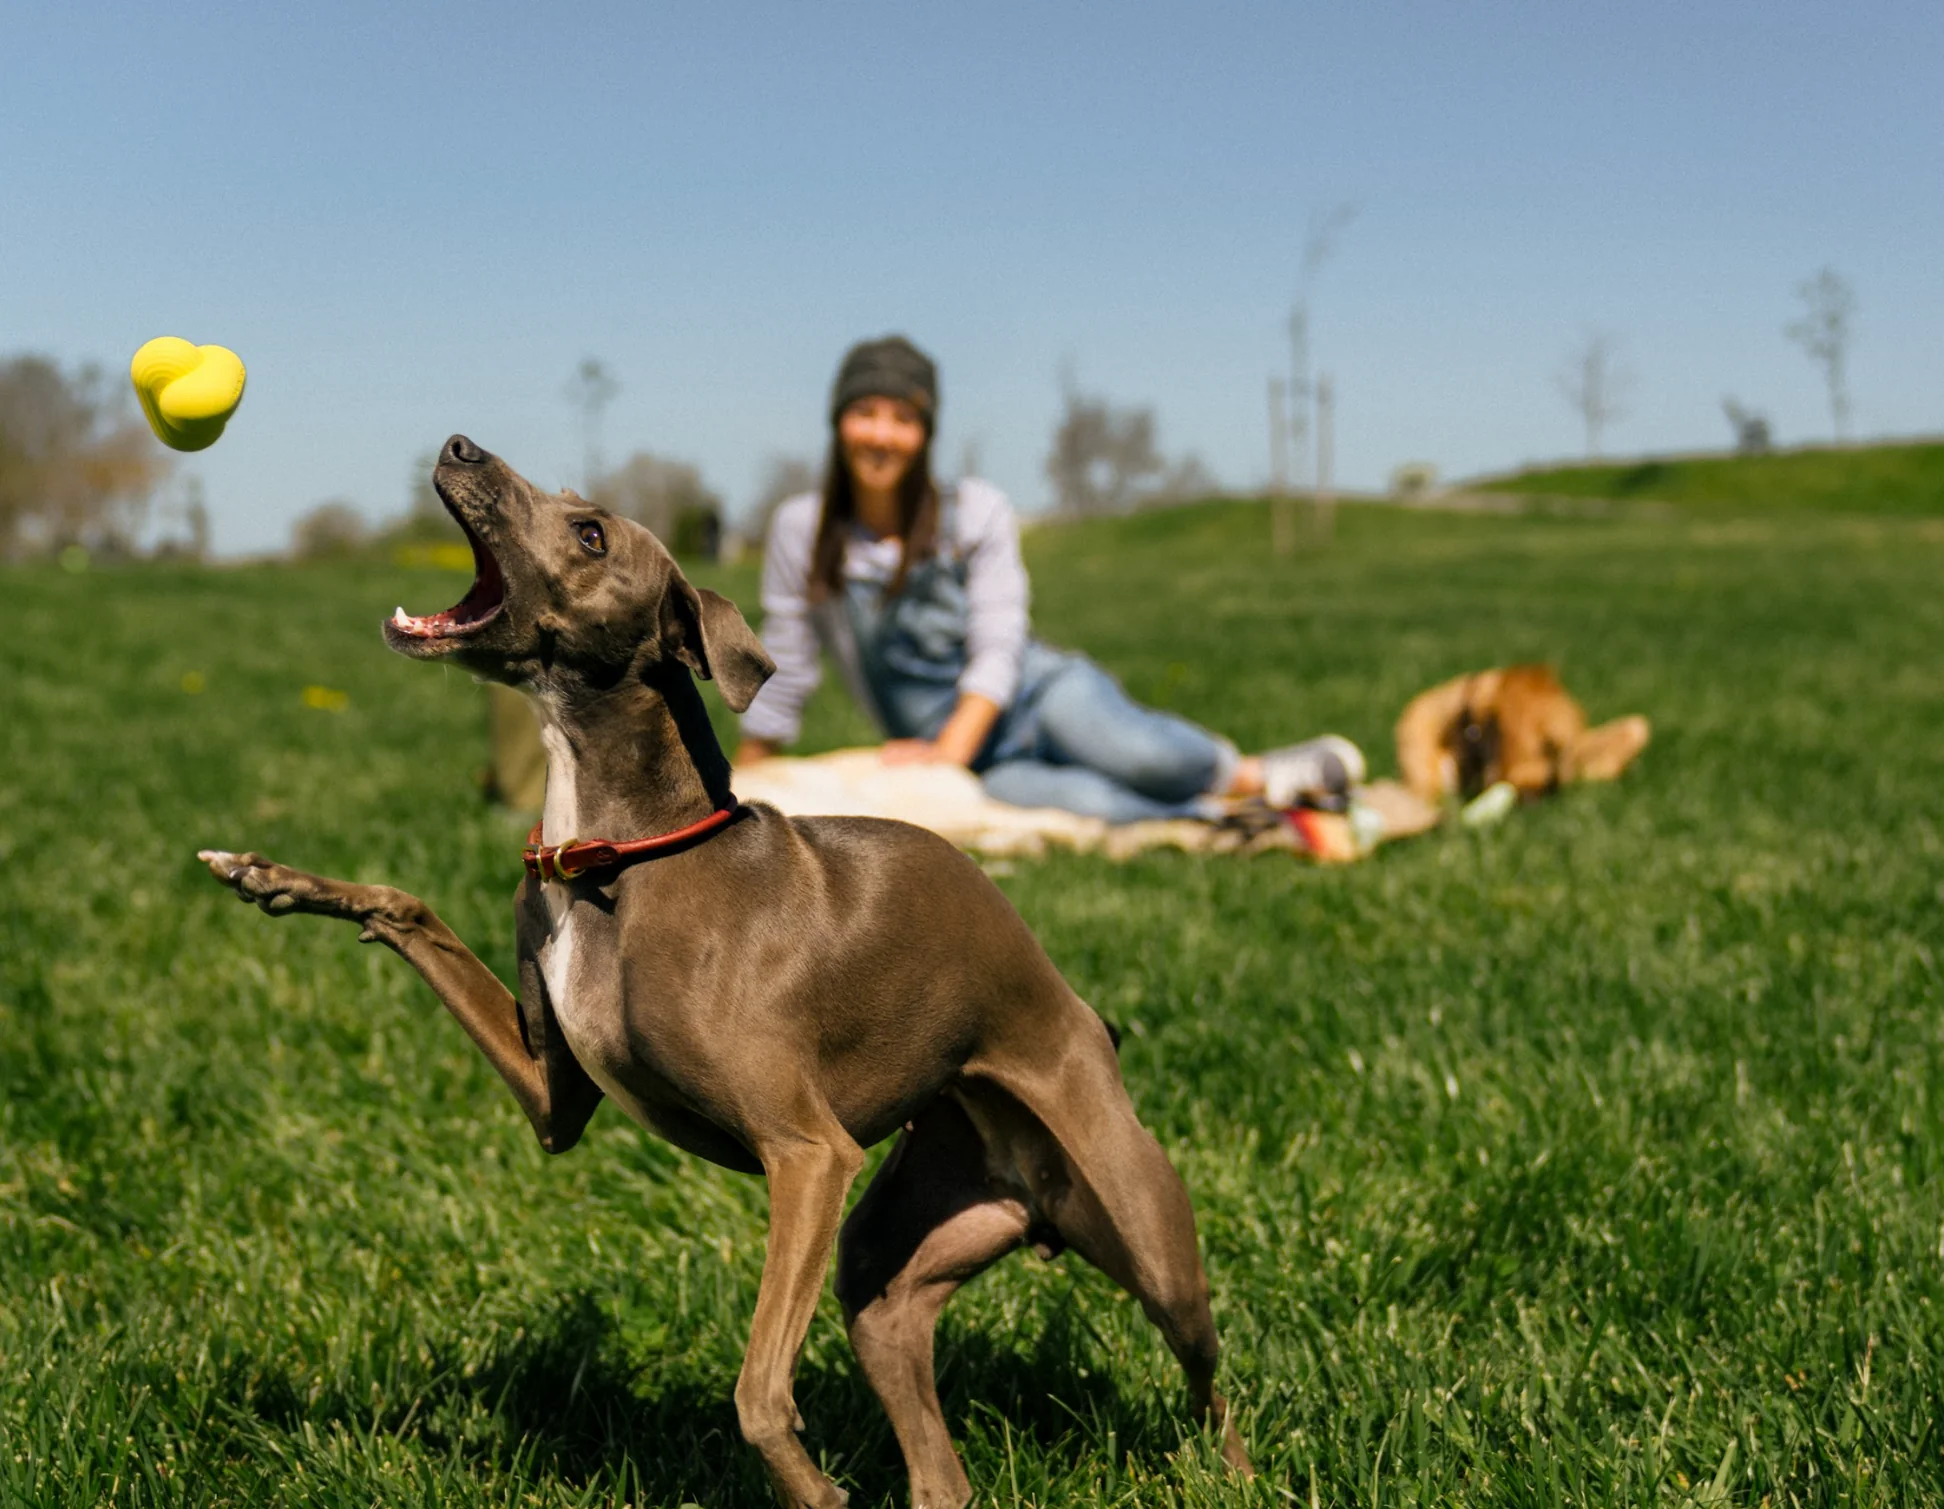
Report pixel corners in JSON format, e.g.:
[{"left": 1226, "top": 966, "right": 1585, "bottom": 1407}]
[
  {"left": 732, "top": 748, "right": 1441, "bottom": 862},
  {"left": 485, "top": 689, "right": 1441, "bottom": 862}
]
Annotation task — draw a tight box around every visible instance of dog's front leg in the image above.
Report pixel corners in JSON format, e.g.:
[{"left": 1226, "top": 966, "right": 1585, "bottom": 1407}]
[
  {"left": 736, "top": 1133, "right": 865, "bottom": 1509},
  {"left": 198, "top": 850, "right": 573, "bottom": 1150}
]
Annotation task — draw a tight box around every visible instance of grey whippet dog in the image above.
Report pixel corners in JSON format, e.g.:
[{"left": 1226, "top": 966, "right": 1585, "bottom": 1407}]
[{"left": 200, "top": 435, "right": 1254, "bottom": 1508}]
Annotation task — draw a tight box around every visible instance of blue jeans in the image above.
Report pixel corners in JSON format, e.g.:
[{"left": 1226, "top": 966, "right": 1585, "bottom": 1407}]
[{"left": 975, "top": 652, "right": 1239, "bottom": 824}]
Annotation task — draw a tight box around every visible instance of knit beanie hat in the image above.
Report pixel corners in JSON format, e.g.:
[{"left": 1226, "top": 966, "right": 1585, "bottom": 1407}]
[{"left": 829, "top": 336, "right": 939, "bottom": 429}]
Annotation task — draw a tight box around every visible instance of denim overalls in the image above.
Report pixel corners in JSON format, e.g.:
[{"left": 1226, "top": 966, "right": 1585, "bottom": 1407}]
[{"left": 839, "top": 492, "right": 1238, "bottom": 823}]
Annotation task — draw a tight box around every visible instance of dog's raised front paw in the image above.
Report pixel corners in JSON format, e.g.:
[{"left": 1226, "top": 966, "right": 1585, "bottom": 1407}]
[{"left": 197, "top": 849, "right": 336, "bottom": 917}]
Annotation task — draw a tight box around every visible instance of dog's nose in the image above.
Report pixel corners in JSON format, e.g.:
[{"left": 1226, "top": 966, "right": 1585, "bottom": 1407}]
[{"left": 444, "top": 434, "right": 487, "bottom": 465}]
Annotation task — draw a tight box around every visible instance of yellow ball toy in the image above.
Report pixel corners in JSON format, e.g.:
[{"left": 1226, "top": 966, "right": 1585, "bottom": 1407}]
[{"left": 130, "top": 337, "right": 247, "bottom": 452}]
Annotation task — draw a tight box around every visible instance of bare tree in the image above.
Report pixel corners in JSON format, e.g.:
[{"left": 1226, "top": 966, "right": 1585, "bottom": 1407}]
[
  {"left": 1145, "top": 453, "right": 1220, "bottom": 508},
  {"left": 1313, "top": 372, "right": 1337, "bottom": 539},
  {"left": 1785, "top": 267, "right": 1855, "bottom": 441},
  {"left": 1285, "top": 208, "right": 1356, "bottom": 479},
  {"left": 406, "top": 450, "right": 443, "bottom": 524},
  {"left": 563, "top": 357, "right": 620, "bottom": 493},
  {"left": 747, "top": 454, "right": 821, "bottom": 537},
  {"left": 956, "top": 436, "right": 985, "bottom": 483},
  {"left": 378, "top": 450, "right": 464, "bottom": 547},
  {"left": 1045, "top": 385, "right": 1164, "bottom": 516},
  {"left": 1299, "top": 202, "right": 1358, "bottom": 288},
  {"left": 1045, "top": 379, "right": 1216, "bottom": 515},
  {"left": 596, "top": 450, "right": 723, "bottom": 558},
  {"left": 292, "top": 499, "right": 370, "bottom": 560},
  {"left": 1265, "top": 376, "right": 1289, "bottom": 494},
  {"left": 1276, "top": 202, "right": 1356, "bottom": 550},
  {"left": 182, "top": 479, "right": 210, "bottom": 561},
  {"left": 0, "top": 354, "right": 169, "bottom": 559},
  {"left": 1721, "top": 398, "right": 1772, "bottom": 456},
  {"left": 1390, "top": 462, "right": 1438, "bottom": 498},
  {"left": 152, "top": 476, "right": 212, "bottom": 562},
  {"left": 1555, "top": 331, "right": 1634, "bottom": 458}
]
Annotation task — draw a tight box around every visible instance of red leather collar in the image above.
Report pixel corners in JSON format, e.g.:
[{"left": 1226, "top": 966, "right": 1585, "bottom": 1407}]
[{"left": 524, "top": 803, "right": 740, "bottom": 882}]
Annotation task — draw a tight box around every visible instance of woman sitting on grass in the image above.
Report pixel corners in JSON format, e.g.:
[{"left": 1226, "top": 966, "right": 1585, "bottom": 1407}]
[{"left": 734, "top": 335, "right": 1363, "bottom": 822}]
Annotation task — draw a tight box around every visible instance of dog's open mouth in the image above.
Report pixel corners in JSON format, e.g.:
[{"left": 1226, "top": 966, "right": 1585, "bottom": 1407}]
[{"left": 389, "top": 512, "right": 506, "bottom": 639}]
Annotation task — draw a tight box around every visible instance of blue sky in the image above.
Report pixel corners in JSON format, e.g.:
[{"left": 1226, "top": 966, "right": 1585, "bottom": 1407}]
[{"left": 6, "top": 1, "right": 1939, "bottom": 554}]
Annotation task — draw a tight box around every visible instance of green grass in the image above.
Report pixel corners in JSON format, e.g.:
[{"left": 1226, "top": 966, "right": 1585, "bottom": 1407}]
[
  {"left": 1476, "top": 439, "right": 1944, "bottom": 516},
  {"left": 4, "top": 495, "right": 1944, "bottom": 1505}
]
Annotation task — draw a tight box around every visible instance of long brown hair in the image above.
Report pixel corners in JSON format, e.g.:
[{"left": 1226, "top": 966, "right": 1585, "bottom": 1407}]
[{"left": 807, "top": 432, "right": 940, "bottom": 602}]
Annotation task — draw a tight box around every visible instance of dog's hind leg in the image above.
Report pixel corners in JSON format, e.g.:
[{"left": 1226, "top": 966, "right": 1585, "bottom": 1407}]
[
  {"left": 197, "top": 850, "right": 598, "bottom": 1153},
  {"left": 1567, "top": 714, "right": 1652, "bottom": 783},
  {"left": 1048, "top": 1102, "right": 1253, "bottom": 1473},
  {"left": 835, "top": 1096, "right": 1030, "bottom": 1509},
  {"left": 971, "top": 1038, "right": 1255, "bottom": 1477}
]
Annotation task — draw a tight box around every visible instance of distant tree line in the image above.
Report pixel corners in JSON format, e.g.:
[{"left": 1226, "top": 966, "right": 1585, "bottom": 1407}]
[
  {"left": 297, "top": 356, "right": 729, "bottom": 564},
  {"left": 21, "top": 282, "right": 1872, "bottom": 569},
  {"left": 0, "top": 355, "right": 173, "bottom": 561},
  {"left": 593, "top": 450, "right": 722, "bottom": 558},
  {"left": 292, "top": 445, "right": 727, "bottom": 563},
  {"left": 0, "top": 351, "right": 1233, "bottom": 568}
]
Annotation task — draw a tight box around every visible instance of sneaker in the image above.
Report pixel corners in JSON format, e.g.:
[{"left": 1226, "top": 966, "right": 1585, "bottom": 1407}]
[{"left": 1260, "top": 735, "right": 1366, "bottom": 810}]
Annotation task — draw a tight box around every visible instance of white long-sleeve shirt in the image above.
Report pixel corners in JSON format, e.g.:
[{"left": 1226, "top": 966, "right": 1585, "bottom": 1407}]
[{"left": 739, "top": 479, "right": 1031, "bottom": 745}]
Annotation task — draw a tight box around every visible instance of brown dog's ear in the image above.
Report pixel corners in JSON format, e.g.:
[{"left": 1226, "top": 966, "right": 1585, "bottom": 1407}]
[{"left": 662, "top": 578, "right": 775, "bottom": 712}]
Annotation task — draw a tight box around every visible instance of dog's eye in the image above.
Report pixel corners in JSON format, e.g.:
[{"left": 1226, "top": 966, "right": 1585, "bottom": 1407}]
[{"left": 575, "top": 521, "right": 607, "bottom": 557}]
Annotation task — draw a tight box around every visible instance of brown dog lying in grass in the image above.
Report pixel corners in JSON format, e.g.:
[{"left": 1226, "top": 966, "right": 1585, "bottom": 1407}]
[{"left": 1395, "top": 664, "right": 1650, "bottom": 804}]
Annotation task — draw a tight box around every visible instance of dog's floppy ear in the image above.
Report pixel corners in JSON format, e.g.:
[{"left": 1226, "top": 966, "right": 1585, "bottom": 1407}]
[{"left": 661, "top": 575, "right": 775, "bottom": 712}]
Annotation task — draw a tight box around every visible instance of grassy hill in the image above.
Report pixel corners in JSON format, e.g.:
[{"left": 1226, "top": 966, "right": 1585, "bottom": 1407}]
[
  {"left": 1475, "top": 437, "right": 1944, "bottom": 515},
  {"left": 4, "top": 485, "right": 1944, "bottom": 1504}
]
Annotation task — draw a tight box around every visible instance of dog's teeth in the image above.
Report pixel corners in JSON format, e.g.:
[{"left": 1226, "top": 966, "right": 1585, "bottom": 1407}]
[{"left": 393, "top": 606, "right": 410, "bottom": 626}]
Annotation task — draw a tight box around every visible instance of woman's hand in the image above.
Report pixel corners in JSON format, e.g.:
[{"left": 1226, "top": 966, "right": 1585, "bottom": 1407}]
[
  {"left": 886, "top": 694, "right": 1002, "bottom": 769},
  {"left": 734, "top": 738, "right": 781, "bottom": 766}
]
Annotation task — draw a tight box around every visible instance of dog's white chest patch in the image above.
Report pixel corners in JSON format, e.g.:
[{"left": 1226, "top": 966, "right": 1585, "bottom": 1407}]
[
  {"left": 532, "top": 711, "right": 650, "bottom": 1122},
  {"left": 536, "top": 717, "right": 608, "bottom": 1021},
  {"left": 538, "top": 900, "right": 577, "bottom": 1016},
  {"left": 536, "top": 717, "right": 582, "bottom": 1009},
  {"left": 540, "top": 899, "right": 652, "bottom": 1126}
]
